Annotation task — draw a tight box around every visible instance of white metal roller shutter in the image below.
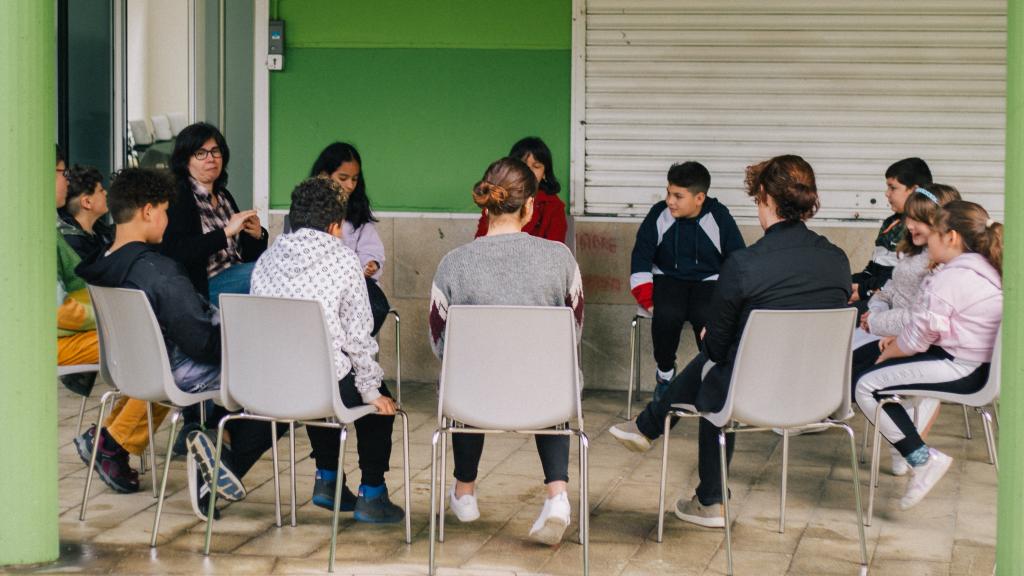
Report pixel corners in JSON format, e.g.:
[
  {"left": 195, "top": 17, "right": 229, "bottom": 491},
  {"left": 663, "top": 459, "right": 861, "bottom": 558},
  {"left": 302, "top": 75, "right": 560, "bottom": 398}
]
[{"left": 578, "top": 0, "right": 1006, "bottom": 221}]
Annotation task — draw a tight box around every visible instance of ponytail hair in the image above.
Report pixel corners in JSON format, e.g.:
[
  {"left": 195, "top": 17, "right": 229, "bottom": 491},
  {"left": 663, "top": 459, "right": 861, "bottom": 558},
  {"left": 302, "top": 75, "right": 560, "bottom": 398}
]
[
  {"left": 935, "top": 200, "right": 1003, "bottom": 276},
  {"left": 897, "top": 183, "right": 961, "bottom": 255},
  {"left": 472, "top": 157, "right": 538, "bottom": 217}
]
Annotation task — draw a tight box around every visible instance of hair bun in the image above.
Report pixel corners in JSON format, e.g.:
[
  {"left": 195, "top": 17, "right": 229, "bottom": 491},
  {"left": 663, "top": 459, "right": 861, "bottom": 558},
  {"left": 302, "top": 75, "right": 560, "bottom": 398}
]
[{"left": 472, "top": 180, "right": 511, "bottom": 209}]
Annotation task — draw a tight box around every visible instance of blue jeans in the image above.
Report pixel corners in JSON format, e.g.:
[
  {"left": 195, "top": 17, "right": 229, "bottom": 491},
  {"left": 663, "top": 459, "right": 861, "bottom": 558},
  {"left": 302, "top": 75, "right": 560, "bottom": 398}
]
[
  {"left": 169, "top": 346, "right": 221, "bottom": 394},
  {"left": 208, "top": 262, "right": 256, "bottom": 307}
]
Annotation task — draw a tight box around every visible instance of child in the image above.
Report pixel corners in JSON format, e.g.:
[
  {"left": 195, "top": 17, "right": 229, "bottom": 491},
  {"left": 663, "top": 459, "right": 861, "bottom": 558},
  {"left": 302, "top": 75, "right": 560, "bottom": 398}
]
[
  {"left": 852, "top": 184, "right": 960, "bottom": 476},
  {"left": 850, "top": 157, "right": 932, "bottom": 310},
  {"left": 308, "top": 142, "right": 390, "bottom": 336},
  {"left": 430, "top": 157, "right": 584, "bottom": 545},
  {"left": 76, "top": 168, "right": 270, "bottom": 520},
  {"left": 59, "top": 164, "right": 113, "bottom": 259},
  {"left": 475, "top": 137, "right": 568, "bottom": 243},
  {"left": 854, "top": 201, "right": 1002, "bottom": 510},
  {"left": 629, "top": 161, "right": 744, "bottom": 402},
  {"left": 247, "top": 177, "right": 404, "bottom": 523}
]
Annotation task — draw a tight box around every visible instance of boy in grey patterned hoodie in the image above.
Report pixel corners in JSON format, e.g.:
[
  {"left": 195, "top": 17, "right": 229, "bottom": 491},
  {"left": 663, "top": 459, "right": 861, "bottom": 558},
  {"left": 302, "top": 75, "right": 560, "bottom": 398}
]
[{"left": 249, "top": 177, "right": 403, "bottom": 523}]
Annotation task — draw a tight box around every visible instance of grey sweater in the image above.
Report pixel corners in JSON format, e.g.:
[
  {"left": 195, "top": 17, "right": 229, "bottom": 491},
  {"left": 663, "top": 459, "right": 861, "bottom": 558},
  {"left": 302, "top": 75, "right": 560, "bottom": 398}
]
[
  {"left": 428, "top": 233, "right": 584, "bottom": 358},
  {"left": 865, "top": 249, "right": 931, "bottom": 337}
]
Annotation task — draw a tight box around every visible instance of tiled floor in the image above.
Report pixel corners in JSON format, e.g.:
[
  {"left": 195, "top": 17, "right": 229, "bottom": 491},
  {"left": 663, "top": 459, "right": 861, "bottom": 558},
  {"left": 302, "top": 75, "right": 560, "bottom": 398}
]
[{"left": 15, "top": 381, "right": 997, "bottom": 575}]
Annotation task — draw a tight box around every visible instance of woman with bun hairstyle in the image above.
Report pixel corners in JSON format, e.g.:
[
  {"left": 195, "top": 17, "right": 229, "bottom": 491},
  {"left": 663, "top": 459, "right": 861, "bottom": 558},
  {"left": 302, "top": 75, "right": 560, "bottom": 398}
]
[
  {"left": 474, "top": 137, "right": 568, "bottom": 243},
  {"left": 855, "top": 201, "right": 1002, "bottom": 511},
  {"left": 852, "top": 184, "right": 960, "bottom": 477},
  {"left": 429, "top": 157, "right": 584, "bottom": 545},
  {"left": 308, "top": 142, "right": 390, "bottom": 335}
]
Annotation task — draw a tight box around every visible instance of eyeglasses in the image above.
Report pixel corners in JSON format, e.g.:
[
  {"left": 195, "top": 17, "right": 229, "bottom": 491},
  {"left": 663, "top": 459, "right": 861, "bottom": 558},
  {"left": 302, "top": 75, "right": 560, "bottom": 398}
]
[
  {"left": 193, "top": 147, "right": 223, "bottom": 160},
  {"left": 56, "top": 168, "right": 69, "bottom": 178}
]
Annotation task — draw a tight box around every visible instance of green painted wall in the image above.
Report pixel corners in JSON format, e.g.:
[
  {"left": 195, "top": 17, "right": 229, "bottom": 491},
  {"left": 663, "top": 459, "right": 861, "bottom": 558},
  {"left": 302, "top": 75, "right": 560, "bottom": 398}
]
[
  {"left": 269, "top": 0, "right": 571, "bottom": 212},
  {"left": 0, "top": 0, "right": 58, "bottom": 565}
]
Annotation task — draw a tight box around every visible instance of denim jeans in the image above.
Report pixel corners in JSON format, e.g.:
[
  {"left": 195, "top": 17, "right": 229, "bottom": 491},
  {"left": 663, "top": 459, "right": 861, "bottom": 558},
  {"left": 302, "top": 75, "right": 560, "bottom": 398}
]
[
  {"left": 208, "top": 261, "right": 256, "bottom": 307},
  {"left": 169, "top": 346, "right": 221, "bottom": 394}
]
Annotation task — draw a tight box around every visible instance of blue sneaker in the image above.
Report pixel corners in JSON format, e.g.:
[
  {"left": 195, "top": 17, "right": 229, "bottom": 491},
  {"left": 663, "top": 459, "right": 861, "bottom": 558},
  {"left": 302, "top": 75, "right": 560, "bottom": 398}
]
[
  {"left": 353, "top": 486, "right": 404, "bottom": 523},
  {"left": 312, "top": 471, "right": 357, "bottom": 512},
  {"left": 187, "top": 430, "right": 246, "bottom": 502},
  {"left": 652, "top": 370, "right": 675, "bottom": 405}
]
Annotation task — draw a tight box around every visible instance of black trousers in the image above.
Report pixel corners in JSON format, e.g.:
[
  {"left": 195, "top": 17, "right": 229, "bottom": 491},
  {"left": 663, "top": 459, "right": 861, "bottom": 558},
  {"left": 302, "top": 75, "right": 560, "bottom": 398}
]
[
  {"left": 215, "top": 373, "right": 395, "bottom": 487},
  {"left": 452, "top": 433, "right": 570, "bottom": 485},
  {"left": 366, "top": 278, "right": 390, "bottom": 337},
  {"left": 651, "top": 276, "right": 717, "bottom": 372},
  {"left": 636, "top": 351, "right": 735, "bottom": 506}
]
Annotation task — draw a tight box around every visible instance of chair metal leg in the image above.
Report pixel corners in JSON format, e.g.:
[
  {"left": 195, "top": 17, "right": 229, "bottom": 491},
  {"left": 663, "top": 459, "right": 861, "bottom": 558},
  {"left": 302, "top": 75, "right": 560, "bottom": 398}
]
[
  {"left": 398, "top": 410, "right": 412, "bottom": 544},
  {"left": 981, "top": 409, "right": 998, "bottom": 470},
  {"left": 149, "top": 410, "right": 180, "bottom": 547},
  {"left": 390, "top": 310, "right": 402, "bottom": 407},
  {"left": 780, "top": 429, "right": 789, "bottom": 534},
  {"left": 146, "top": 402, "right": 157, "bottom": 497},
  {"left": 627, "top": 316, "right": 639, "bottom": 420},
  {"left": 867, "top": 398, "right": 896, "bottom": 526},
  {"left": 203, "top": 416, "right": 233, "bottom": 555},
  {"left": 80, "top": 390, "right": 118, "bottom": 521},
  {"left": 657, "top": 413, "right": 672, "bottom": 543},
  {"left": 860, "top": 416, "right": 870, "bottom": 463},
  {"left": 289, "top": 421, "right": 297, "bottom": 527},
  {"left": 328, "top": 425, "right": 348, "bottom": 573},
  {"left": 429, "top": 428, "right": 442, "bottom": 576},
  {"left": 839, "top": 423, "right": 870, "bottom": 574},
  {"left": 580, "top": 431, "right": 591, "bottom": 576},
  {"left": 992, "top": 400, "right": 1000, "bottom": 428},
  {"left": 439, "top": 427, "right": 448, "bottom": 543},
  {"left": 962, "top": 404, "right": 973, "bottom": 439},
  {"left": 271, "top": 420, "right": 282, "bottom": 528},
  {"left": 75, "top": 394, "right": 89, "bottom": 435},
  {"left": 719, "top": 431, "right": 733, "bottom": 576}
]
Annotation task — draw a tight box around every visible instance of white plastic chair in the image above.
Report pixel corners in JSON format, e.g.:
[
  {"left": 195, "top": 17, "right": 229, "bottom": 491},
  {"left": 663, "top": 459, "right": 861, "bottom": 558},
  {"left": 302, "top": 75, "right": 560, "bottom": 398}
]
[
  {"left": 865, "top": 327, "right": 1001, "bottom": 525},
  {"left": 655, "top": 309, "right": 866, "bottom": 576},
  {"left": 167, "top": 112, "right": 188, "bottom": 137},
  {"left": 206, "top": 295, "right": 411, "bottom": 573},
  {"left": 83, "top": 286, "right": 219, "bottom": 547},
  {"left": 58, "top": 363, "right": 99, "bottom": 434},
  {"left": 150, "top": 114, "right": 173, "bottom": 141},
  {"left": 128, "top": 119, "right": 153, "bottom": 147},
  {"left": 429, "top": 305, "right": 589, "bottom": 576}
]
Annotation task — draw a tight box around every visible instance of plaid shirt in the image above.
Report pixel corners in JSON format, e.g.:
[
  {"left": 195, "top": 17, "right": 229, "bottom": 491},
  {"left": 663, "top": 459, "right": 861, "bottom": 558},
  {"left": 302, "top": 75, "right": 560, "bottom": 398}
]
[{"left": 191, "top": 179, "right": 241, "bottom": 277}]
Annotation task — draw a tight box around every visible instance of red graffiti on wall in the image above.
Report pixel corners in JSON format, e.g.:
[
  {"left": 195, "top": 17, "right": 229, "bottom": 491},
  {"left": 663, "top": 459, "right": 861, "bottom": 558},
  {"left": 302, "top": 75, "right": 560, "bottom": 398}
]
[
  {"left": 582, "top": 274, "right": 623, "bottom": 293},
  {"left": 577, "top": 232, "right": 618, "bottom": 254}
]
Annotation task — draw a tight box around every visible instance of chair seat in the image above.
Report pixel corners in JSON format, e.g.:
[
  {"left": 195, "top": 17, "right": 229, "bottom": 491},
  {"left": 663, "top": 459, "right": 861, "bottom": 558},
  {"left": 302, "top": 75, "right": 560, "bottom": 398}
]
[{"left": 875, "top": 387, "right": 995, "bottom": 408}]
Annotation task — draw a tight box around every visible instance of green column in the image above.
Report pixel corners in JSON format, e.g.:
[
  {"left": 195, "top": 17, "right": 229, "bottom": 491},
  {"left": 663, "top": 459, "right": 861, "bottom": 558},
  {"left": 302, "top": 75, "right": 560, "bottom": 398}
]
[
  {"left": 999, "top": 0, "right": 1024, "bottom": 573},
  {"left": 0, "top": 0, "right": 58, "bottom": 567}
]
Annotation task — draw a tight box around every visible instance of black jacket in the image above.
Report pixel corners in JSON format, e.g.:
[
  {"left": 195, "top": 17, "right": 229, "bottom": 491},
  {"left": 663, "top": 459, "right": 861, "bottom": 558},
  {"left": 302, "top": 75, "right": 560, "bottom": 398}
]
[
  {"left": 57, "top": 209, "right": 114, "bottom": 260},
  {"left": 160, "top": 179, "right": 268, "bottom": 298},
  {"left": 704, "top": 220, "right": 852, "bottom": 365},
  {"left": 75, "top": 241, "right": 221, "bottom": 365}
]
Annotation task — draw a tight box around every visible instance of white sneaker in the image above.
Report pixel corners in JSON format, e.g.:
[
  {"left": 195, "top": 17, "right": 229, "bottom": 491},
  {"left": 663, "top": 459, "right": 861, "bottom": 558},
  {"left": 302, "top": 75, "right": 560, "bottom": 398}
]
[
  {"left": 900, "top": 449, "right": 953, "bottom": 510},
  {"left": 674, "top": 495, "right": 725, "bottom": 528},
  {"left": 890, "top": 446, "right": 910, "bottom": 477},
  {"left": 448, "top": 486, "right": 480, "bottom": 523},
  {"left": 529, "top": 491, "right": 571, "bottom": 545},
  {"left": 609, "top": 421, "right": 653, "bottom": 453}
]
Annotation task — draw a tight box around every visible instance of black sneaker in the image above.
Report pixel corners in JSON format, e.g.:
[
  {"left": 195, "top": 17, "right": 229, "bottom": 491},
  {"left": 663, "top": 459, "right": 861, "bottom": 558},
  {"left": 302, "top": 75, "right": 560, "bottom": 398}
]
[
  {"left": 73, "top": 425, "right": 97, "bottom": 466},
  {"left": 186, "top": 453, "right": 220, "bottom": 521},
  {"left": 353, "top": 487, "right": 404, "bottom": 523},
  {"left": 173, "top": 422, "right": 202, "bottom": 458},
  {"left": 187, "top": 430, "right": 246, "bottom": 502},
  {"left": 311, "top": 471, "right": 357, "bottom": 512},
  {"left": 60, "top": 372, "right": 96, "bottom": 397},
  {"left": 92, "top": 428, "right": 140, "bottom": 494}
]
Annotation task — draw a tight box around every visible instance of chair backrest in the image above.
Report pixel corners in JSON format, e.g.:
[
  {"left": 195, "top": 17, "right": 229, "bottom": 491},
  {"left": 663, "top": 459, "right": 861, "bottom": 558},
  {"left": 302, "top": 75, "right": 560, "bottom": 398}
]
[
  {"left": 88, "top": 285, "right": 176, "bottom": 404},
  {"left": 167, "top": 112, "right": 188, "bottom": 137},
  {"left": 128, "top": 119, "right": 153, "bottom": 145},
  {"left": 438, "top": 305, "right": 582, "bottom": 430},
  {"left": 219, "top": 294, "right": 376, "bottom": 423},
  {"left": 706, "top": 308, "right": 857, "bottom": 429},
  {"left": 151, "top": 114, "right": 173, "bottom": 141}
]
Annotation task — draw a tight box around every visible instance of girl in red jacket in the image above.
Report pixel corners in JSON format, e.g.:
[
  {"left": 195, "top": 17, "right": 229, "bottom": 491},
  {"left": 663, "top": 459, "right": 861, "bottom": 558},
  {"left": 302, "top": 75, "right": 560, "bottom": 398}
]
[{"left": 475, "top": 137, "right": 567, "bottom": 243}]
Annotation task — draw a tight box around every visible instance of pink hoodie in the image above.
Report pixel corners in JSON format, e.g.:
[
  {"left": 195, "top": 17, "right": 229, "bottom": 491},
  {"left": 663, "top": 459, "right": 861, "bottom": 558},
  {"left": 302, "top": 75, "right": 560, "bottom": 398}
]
[{"left": 898, "top": 253, "right": 1002, "bottom": 362}]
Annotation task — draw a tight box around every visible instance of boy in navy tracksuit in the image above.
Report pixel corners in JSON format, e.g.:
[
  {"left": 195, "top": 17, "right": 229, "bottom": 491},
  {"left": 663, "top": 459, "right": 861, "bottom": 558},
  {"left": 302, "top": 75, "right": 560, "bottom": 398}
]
[{"left": 629, "top": 162, "right": 745, "bottom": 402}]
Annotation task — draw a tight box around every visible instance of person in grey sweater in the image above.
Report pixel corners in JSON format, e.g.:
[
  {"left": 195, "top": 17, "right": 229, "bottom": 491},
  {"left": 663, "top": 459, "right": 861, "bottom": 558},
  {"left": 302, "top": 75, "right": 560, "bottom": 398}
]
[{"left": 428, "top": 157, "right": 584, "bottom": 546}]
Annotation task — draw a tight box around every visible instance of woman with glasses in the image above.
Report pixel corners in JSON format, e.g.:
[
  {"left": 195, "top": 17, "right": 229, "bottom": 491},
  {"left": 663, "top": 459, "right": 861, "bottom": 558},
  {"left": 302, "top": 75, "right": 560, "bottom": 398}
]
[{"left": 162, "top": 122, "right": 268, "bottom": 305}]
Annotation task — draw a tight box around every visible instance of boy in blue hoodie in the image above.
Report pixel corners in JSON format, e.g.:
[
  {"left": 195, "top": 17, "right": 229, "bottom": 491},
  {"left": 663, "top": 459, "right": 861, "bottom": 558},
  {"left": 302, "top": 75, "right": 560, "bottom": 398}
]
[{"left": 629, "top": 162, "right": 744, "bottom": 402}]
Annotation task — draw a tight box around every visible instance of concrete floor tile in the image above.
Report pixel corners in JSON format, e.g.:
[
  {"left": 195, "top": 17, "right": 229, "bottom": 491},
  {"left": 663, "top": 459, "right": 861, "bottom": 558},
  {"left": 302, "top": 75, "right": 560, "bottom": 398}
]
[
  {"left": 93, "top": 510, "right": 199, "bottom": 547},
  {"left": 539, "top": 540, "right": 639, "bottom": 576},
  {"left": 703, "top": 548, "right": 792, "bottom": 576},
  {"left": 870, "top": 559, "right": 951, "bottom": 576},
  {"left": 111, "top": 548, "right": 277, "bottom": 574}
]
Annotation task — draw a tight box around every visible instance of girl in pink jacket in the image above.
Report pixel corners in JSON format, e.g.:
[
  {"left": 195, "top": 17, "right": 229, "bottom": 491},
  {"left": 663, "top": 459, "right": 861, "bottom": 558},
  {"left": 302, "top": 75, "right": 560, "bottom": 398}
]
[{"left": 855, "top": 201, "right": 1002, "bottom": 511}]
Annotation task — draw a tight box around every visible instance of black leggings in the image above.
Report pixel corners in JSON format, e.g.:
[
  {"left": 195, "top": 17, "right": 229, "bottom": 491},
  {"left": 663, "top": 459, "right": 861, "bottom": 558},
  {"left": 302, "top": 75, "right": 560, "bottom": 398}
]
[
  {"left": 452, "top": 434, "right": 569, "bottom": 485},
  {"left": 651, "top": 276, "right": 716, "bottom": 372},
  {"left": 215, "top": 374, "right": 395, "bottom": 487}
]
